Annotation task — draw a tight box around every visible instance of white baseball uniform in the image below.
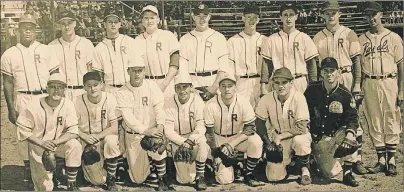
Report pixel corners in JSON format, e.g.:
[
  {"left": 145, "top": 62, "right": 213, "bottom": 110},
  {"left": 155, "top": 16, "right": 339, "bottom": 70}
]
[
  {"left": 204, "top": 94, "right": 263, "bottom": 184},
  {"left": 359, "top": 29, "right": 403, "bottom": 147},
  {"left": 255, "top": 88, "right": 312, "bottom": 181},
  {"left": 313, "top": 25, "right": 361, "bottom": 90},
  {"left": 165, "top": 93, "right": 209, "bottom": 184},
  {"left": 16, "top": 97, "right": 82, "bottom": 191},
  {"left": 49, "top": 35, "right": 95, "bottom": 102},
  {"left": 75, "top": 92, "right": 120, "bottom": 185},
  {"left": 92, "top": 34, "right": 138, "bottom": 94},
  {"left": 261, "top": 30, "right": 318, "bottom": 92},
  {"left": 135, "top": 29, "right": 180, "bottom": 98},
  {"left": 179, "top": 28, "right": 229, "bottom": 88},
  {"left": 115, "top": 80, "right": 166, "bottom": 184},
  {"left": 227, "top": 32, "right": 266, "bottom": 108}
]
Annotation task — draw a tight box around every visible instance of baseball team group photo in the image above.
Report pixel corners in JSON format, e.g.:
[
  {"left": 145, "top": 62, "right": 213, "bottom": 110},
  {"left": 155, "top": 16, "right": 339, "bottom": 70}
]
[{"left": 0, "top": 1, "right": 403, "bottom": 191}]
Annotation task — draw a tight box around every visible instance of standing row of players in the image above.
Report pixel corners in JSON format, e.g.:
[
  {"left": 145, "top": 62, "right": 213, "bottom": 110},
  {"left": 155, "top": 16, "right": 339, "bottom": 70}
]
[{"left": 1, "top": 1, "right": 403, "bottom": 191}]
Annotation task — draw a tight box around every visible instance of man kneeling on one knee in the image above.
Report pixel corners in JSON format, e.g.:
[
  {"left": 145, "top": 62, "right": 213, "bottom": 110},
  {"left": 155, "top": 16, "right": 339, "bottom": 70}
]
[{"left": 256, "top": 67, "right": 312, "bottom": 185}]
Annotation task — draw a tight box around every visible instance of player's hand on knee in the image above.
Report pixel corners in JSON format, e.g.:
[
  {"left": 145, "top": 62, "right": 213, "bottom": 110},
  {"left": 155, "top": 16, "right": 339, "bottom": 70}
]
[
  {"left": 42, "top": 140, "right": 57, "bottom": 151},
  {"left": 81, "top": 134, "right": 99, "bottom": 145},
  {"left": 143, "top": 127, "right": 163, "bottom": 138},
  {"left": 8, "top": 109, "right": 19, "bottom": 125}
]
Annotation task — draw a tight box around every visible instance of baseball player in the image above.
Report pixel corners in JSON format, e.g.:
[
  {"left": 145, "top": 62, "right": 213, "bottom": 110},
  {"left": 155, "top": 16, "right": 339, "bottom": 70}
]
[
  {"left": 359, "top": 2, "right": 403, "bottom": 176},
  {"left": 115, "top": 58, "right": 173, "bottom": 191},
  {"left": 255, "top": 67, "right": 312, "bottom": 185},
  {"left": 16, "top": 73, "right": 82, "bottom": 191},
  {"left": 227, "top": 5, "right": 266, "bottom": 108},
  {"left": 204, "top": 73, "right": 264, "bottom": 186},
  {"left": 164, "top": 74, "right": 209, "bottom": 190},
  {"left": 260, "top": 2, "right": 318, "bottom": 94},
  {"left": 304, "top": 57, "right": 360, "bottom": 187},
  {"left": 75, "top": 72, "right": 120, "bottom": 190},
  {"left": 92, "top": 7, "right": 140, "bottom": 94},
  {"left": 179, "top": 3, "right": 229, "bottom": 101},
  {"left": 312, "top": 1, "right": 366, "bottom": 175},
  {"left": 1, "top": 13, "right": 59, "bottom": 185},
  {"left": 49, "top": 11, "right": 95, "bottom": 103},
  {"left": 135, "top": 5, "right": 180, "bottom": 99}
]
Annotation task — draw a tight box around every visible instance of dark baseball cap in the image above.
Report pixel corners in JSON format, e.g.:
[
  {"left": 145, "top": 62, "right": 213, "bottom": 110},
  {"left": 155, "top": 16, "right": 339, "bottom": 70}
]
[
  {"left": 58, "top": 11, "right": 75, "bottom": 22},
  {"left": 83, "top": 72, "right": 102, "bottom": 84},
  {"left": 243, "top": 5, "right": 260, "bottom": 15},
  {"left": 280, "top": 2, "right": 297, "bottom": 14},
  {"left": 273, "top": 67, "right": 293, "bottom": 80},
  {"left": 193, "top": 3, "right": 210, "bottom": 15},
  {"left": 19, "top": 13, "right": 37, "bottom": 25},
  {"left": 320, "top": 57, "right": 338, "bottom": 69},
  {"left": 364, "top": 2, "right": 382, "bottom": 13},
  {"left": 323, "top": 0, "right": 340, "bottom": 11},
  {"left": 104, "top": 7, "right": 120, "bottom": 20}
]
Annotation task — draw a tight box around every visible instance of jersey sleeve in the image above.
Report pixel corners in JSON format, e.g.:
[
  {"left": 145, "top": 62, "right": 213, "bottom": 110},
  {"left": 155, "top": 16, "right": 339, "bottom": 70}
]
[
  {"left": 203, "top": 100, "right": 215, "bottom": 127},
  {"left": 150, "top": 81, "right": 165, "bottom": 126},
  {"left": 294, "top": 94, "right": 310, "bottom": 122},
  {"left": 167, "top": 31, "right": 180, "bottom": 55},
  {"left": 241, "top": 97, "right": 256, "bottom": 124},
  {"left": 47, "top": 47, "right": 60, "bottom": 73},
  {"left": 107, "top": 94, "right": 120, "bottom": 123},
  {"left": 116, "top": 89, "right": 147, "bottom": 133},
  {"left": 192, "top": 95, "right": 206, "bottom": 135},
  {"left": 16, "top": 106, "right": 35, "bottom": 141},
  {"left": 178, "top": 36, "right": 190, "bottom": 74},
  {"left": 255, "top": 95, "right": 270, "bottom": 120},
  {"left": 85, "top": 40, "right": 95, "bottom": 67},
  {"left": 261, "top": 36, "right": 272, "bottom": 60},
  {"left": 164, "top": 99, "right": 187, "bottom": 145},
  {"left": 304, "top": 34, "right": 319, "bottom": 61},
  {"left": 64, "top": 100, "right": 79, "bottom": 135},
  {"left": 227, "top": 38, "right": 236, "bottom": 74},
  {"left": 91, "top": 46, "right": 104, "bottom": 72},
  {"left": 347, "top": 30, "right": 361, "bottom": 58},
  {"left": 0, "top": 50, "right": 13, "bottom": 76},
  {"left": 218, "top": 34, "right": 230, "bottom": 72},
  {"left": 393, "top": 34, "right": 404, "bottom": 64}
]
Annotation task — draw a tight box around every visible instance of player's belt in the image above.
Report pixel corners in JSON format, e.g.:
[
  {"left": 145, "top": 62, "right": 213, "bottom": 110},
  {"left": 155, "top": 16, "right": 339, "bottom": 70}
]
[
  {"left": 67, "top": 85, "right": 84, "bottom": 89},
  {"left": 190, "top": 70, "right": 218, "bottom": 77},
  {"left": 111, "top": 84, "right": 123, "bottom": 88},
  {"left": 125, "top": 130, "right": 139, "bottom": 135},
  {"left": 364, "top": 73, "right": 396, "bottom": 80},
  {"left": 240, "top": 74, "right": 260, "bottom": 78},
  {"left": 145, "top": 75, "right": 166, "bottom": 79},
  {"left": 18, "top": 90, "right": 47, "bottom": 95},
  {"left": 215, "top": 132, "right": 237, "bottom": 137},
  {"left": 294, "top": 74, "right": 307, "bottom": 79}
]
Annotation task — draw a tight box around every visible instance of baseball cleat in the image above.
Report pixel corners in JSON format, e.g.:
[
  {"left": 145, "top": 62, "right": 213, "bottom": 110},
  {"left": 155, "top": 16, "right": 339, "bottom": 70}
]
[
  {"left": 342, "top": 173, "right": 359, "bottom": 187},
  {"left": 353, "top": 161, "right": 368, "bottom": 175},
  {"left": 195, "top": 176, "right": 208, "bottom": 190},
  {"left": 67, "top": 181, "right": 81, "bottom": 191},
  {"left": 386, "top": 164, "right": 397, "bottom": 176},
  {"left": 368, "top": 162, "right": 387, "bottom": 174},
  {"left": 106, "top": 175, "right": 118, "bottom": 191},
  {"left": 244, "top": 174, "right": 265, "bottom": 187},
  {"left": 300, "top": 174, "right": 312, "bottom": 186}
]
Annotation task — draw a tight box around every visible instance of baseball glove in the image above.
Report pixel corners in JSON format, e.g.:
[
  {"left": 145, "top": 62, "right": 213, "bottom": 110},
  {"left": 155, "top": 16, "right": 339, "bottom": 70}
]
[
  {"left": 333, "top": 138, "right": 360, "bottom": 158},
  {"left": 352, "top": 91, "right": 364, "bottom": 107},
  {"left": 174, "top": 145, "right": 197, "bottom": 163},
  {"left": 195, "top": 86, "right": 216, "bottom": 101},
  {"left": 42, "top": 150, "right": 57, "bottom": 172},
  {"left": 212, "top": 143, "right": 238, "bottom": 167},
  {"left": 140, "top": 136, "right": 167, "bottom": 154},
  {"left": 82, "top": 144, "right": 101, "bottom": 166},
  {"left": 265, "top": 142, "right": 283, "bottom": 163}
]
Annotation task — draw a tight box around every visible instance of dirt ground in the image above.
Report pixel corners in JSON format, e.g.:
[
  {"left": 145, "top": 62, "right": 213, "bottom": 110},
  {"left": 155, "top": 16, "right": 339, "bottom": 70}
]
[{"left": 1, "top": 95, "right": 403, "bottom": 191}]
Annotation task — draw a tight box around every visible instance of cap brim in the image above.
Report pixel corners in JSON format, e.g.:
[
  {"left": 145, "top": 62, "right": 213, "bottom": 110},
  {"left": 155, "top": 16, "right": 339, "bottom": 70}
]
[
  {"left": 141, "top": 9, "right": 158, "bottom": 15},
  {"left": 324, "top": 7, "right": 339, "bottom": 11},
  {"left": 219, "top": 78, "right": 236, "bottom": 84},
  {"left": 273, "top": 76, "right": 294, "bottom": 80},
  {"left": 58, "top": 17, "right": 75, "bottom": 22},
  {"left": 104, "top": 14, "right": 120, "bottom": 19},
  {"left": 19, "top": 20, "right": 36, "bottom": 25},
  {"left": 193, "top": 10, "right": 210, "bottom": 15},
  {"left": 48, "top": 80, "right": 67, "bottom": 86}
]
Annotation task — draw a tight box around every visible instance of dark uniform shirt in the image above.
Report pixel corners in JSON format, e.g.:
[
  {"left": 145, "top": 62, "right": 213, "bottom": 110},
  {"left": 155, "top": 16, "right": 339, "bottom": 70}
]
[{"left": 304, "top": 81, "right": 358, "bottom": 142}]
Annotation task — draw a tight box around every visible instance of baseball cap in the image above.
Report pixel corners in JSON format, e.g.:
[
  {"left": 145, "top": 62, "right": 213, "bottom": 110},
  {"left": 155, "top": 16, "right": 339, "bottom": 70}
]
[
  {"left": 19, "top": 13, "right": 37, "bottom": 25},
  {"left": 47, "top": 73, "right": 67, "bottom": 86},
  {"left": 58, "top": 11, "right": 75, "bottom": 22},
  {"left": 219, "top": 73, "right": 237, "bottom": 84},
  {"left": 127, "top": 55, "right": 146, "bottom": 68},
  {"left": 104, "top": 7, "right": 120, "bottom": 20},
  {"left": 364, "top": 2, "right": 382, "bottom": 13},
  {"left": 280, "top": 2, "right": 297, "bottom": 14},
  {"left": 174, "top": 74, "right": 193, "bottom": 85},
  {"left": 243, "top": 5, "right": 260, "bottom": 15},
  {"left": 142, "top": 5, "right": 159, "bottom": 16},
  {"left": 272, "top": 67, "right": 293, "bottom": 80},
  {"left": 193, "top": 3, "right": 210, "bottom": 15},
  {"left": 323, "top": 0, "right": 340, "bottom": 11},
  {"left": 320, "top": 57, "right": 338, "bottom": 69},
  {"left": 83, "top": 72, "right": 102, "bottom": 84}
]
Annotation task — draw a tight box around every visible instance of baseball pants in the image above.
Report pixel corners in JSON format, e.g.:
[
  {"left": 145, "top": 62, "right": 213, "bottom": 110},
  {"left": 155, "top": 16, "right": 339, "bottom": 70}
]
[
  {"left": 27, "top": 139, "right": 82, "bottom": 191},
  {"left": 236, "top": 77, "right": 261, "bottom": 108},
  {"left": 312, "top": 128, "right": 358, "bottom": 178},
  {"left": 266, "top": 132, "right": 312, "bottom": 181},
  {"left": 167, "top": 135, "right": 210, "bottom": 184},
  {"left": 80, "top": 135, "right": 120, "bottom": 185},
  {"left": 151, "top": 78, "right": 175, "bottom": 99},
  {"left": 65, "top": 88, "right": 86, "bottom": 103},
  {"left": 124, "top": 133, "right": 167, "bottom": 184},
  {"left": 213, "top": 133, "right": 263, "bottom": 185},
  {"left": 190, "top": 74, "right": 217, "bottom": 88},
  {"left": 362, "top": 78, "right": 401, "bottom": 147}
]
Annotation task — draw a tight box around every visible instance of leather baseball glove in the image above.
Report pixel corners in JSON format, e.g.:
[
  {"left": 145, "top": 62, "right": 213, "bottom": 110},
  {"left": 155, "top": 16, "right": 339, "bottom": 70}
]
[
  {"left": 42, "top": 150, "right": 57, "bottom": 172},
  {"left": 140, "top": 135, "right": 167, "bottom": 154},
  {"left": 352, "top": 91, "right": 364, "bottom": 108},
  {"left": 333, "top": 138, "right": 360, "bottom": 158},
  {"left": 195, "top": 86, "right": 216, "bottom": 101},
  {"left": 265, "top": 142, "right": 283, "bottom": 164},
  {"left": 212, "top": 143, "right": 238, "bottom": 167},
  {"left": 173, "top": 140, "right": 197, "bottom": 163},
  {"left": 81, "top": 144, "right": 101, "bottom": 166}
]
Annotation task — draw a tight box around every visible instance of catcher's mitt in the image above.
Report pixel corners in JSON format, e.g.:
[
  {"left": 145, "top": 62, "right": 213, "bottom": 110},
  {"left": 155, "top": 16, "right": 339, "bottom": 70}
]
[
  {"left": 82, "top": 144, "right": 101, "bottom": 166},
  {"left": 174, "top": 145, "right": 197, "bottom": 163},
  {"left": 352, "top": 91, "right": 364, "bottom": 108},
  {"left": 42, "top": 150, "right": 57, "bottom": 172},
  {"left": 333, "top": 138, "right": 359, "bottom": 158},
  {"left": 140, "top": 136, "right": 166, "bottom": 154},
  {"left": 265, "top": 142, "right": 283, "bottom": 163},
  {"left": 195, "top": 86, "right": 216, "bottom": 101},
  {"left": 212, "top": 143, "right": 238, "bottom": 167}
]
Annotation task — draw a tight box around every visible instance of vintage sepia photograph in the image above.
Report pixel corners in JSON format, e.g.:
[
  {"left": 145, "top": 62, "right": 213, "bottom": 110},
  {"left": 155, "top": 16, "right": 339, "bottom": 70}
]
[{"left": 0, "top": 0, "right": 403, "bottom": 191}]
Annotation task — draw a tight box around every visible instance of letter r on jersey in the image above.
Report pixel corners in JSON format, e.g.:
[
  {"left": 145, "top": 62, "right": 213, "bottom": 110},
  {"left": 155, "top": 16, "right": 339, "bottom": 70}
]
[
  {"left": 206, "top": 41, "right": 212, "bottom": 53},
  {"left": 338, "top": 38, "right": 344, "bottom": 48},
  {"left": 156, "top": 42, "right": 162, "bottom": 51},
  {"left": 101, "top": 109, "right": 106, "bottom": 119},
  {"left": 75, "top": 50, "right": 81, "bottom": 59},
  {"left": 287, "top": 110, "right": 294, "bottom": 119},
  {"left": 35, "top": 54, "right": 41, "bottom": 63},
  {"left": 121, "top": 46, "right": 127, "bottom": 54},
  {"left": 142, "top": 97, "right": 148, "bottom": 106},
  {"left": 293, "top": 42, "right": 299, "bottom": 51},
  {"left": 232, "top": 114, "right": 238, "bottom": 122},
  {"left": 57, "top": 117, "right": 63, "bottom": 126}
]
